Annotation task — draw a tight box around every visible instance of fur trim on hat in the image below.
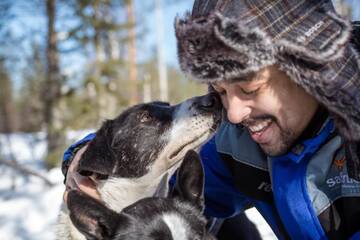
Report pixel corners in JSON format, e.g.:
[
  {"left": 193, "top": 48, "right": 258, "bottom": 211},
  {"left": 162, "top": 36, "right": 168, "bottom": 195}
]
[{"left": 175, "top": 12, "right": 276, "bottom": 83}]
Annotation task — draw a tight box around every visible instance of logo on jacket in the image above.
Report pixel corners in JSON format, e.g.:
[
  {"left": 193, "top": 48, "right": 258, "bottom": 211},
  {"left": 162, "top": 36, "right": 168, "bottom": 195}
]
[
  {"left": 326, "top": 155, "right": 360, "bottom": 188},
  {"left": 334, "top": 156, "right": 346, "bottom": 171},
  {"left": 257, "top": 181, "right": 272, "bottom": 193}
]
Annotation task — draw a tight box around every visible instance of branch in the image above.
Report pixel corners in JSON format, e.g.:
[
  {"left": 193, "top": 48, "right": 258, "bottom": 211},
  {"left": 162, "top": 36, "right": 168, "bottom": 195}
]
[{"left": 0, "top": 158, "right": 54, "bottom": 187}]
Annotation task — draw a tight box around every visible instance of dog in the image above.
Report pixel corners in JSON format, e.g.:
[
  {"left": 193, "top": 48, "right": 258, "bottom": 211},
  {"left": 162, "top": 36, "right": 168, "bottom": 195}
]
[
  {"left": 56, "top": 93, "right": 222, "bottom": 239},
  {"left": 67, "top": 150, "right": 216, "bottom": 240}
]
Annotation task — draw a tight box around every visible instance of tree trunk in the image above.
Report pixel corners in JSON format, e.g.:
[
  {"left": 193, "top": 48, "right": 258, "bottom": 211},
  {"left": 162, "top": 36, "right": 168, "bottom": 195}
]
[
  {"left": 0, "top": 64, "right": 18, "bottom": 189},
  {"left": 155, "top": 0, "right": 168, "bottom": 102},
  {"left": 127, "top": 0, "right": 138, "bottom": 105},
  {"left": 0, "top": 63, "right": 17, "bottom": 133},
  {"left": 44, "top": 0, "right": 65, "bottom": 169}
]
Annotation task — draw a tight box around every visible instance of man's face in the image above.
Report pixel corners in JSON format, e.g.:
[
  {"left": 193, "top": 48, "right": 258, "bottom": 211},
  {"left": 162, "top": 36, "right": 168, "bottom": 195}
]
[{"left": 211, "top": 65, "right": 319, "bottom": 156}]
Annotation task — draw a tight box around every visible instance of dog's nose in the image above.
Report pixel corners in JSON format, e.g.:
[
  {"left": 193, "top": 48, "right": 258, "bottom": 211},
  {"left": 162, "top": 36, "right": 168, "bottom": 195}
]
[{"left": 198, "top": 92, "right": 222, "bottom": 111}]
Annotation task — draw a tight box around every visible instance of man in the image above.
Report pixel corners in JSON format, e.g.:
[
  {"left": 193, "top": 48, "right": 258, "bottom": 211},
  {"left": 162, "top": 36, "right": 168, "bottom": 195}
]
[{"left": 63, "top": 0, "right": 360, "bottom": 239}]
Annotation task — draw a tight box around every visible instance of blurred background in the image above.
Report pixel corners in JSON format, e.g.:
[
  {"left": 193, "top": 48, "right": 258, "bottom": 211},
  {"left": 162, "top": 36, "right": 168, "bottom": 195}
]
[{"left": 0, "top": 0, "right": 358, "bottom": 239}]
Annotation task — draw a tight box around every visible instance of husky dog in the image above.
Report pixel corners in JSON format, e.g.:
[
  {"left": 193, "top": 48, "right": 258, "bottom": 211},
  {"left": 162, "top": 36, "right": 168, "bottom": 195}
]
[
  {"left": 56, "top": 93, "right": 222, "bottom": 239},
  {"left": 67, "top": 150, "right": 215, "bottom": 240}
]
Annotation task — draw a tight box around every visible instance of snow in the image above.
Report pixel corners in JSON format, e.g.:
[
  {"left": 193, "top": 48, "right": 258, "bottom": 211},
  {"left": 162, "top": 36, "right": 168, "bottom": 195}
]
[{"left": 0, "top": 132, "right": 277, "bottom": 239}]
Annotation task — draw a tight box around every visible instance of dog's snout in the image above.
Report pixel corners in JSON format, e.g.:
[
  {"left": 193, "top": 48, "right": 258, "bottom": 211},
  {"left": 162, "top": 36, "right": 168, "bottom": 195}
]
[{"left": 197, "top": 93, "right": 221, "bottom": 112}]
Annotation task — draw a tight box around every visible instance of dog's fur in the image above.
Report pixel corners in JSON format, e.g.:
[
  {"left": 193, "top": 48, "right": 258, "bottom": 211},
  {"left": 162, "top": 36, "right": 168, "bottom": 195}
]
[
  {"left": 56, "top": 94, "right": 222, "bottom": 239},
  {"left": 67, "top": 150, "right": 215, "bottom": 240}
]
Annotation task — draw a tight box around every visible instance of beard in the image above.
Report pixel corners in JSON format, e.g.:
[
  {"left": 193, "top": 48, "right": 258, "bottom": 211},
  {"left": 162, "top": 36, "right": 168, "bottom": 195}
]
[
  {"left": 259, "top": 123, "right": 297, "bottom": 156},
  {"left": 243, "top": 115, "right": 297, "bottom": 157}
]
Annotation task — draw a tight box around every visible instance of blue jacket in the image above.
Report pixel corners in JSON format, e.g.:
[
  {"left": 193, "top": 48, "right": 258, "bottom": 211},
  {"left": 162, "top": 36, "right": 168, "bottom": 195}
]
[{"left": 63, "top": 118, "right": 360, "bottom": 239}]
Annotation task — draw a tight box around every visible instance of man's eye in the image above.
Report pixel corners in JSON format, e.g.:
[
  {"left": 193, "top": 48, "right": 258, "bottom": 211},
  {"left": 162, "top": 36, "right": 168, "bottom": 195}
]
[{"left": 240, "top": 88, "right": 259, "bottom": 95}]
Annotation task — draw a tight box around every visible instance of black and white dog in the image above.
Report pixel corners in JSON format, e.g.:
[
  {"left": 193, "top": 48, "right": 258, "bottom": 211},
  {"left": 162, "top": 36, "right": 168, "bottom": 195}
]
[
  {"left": 67, "top": 150, "right": 215, "bottom": 240},
  {"left": 56, "top": 93, "right": 222, "bottom": 239}
]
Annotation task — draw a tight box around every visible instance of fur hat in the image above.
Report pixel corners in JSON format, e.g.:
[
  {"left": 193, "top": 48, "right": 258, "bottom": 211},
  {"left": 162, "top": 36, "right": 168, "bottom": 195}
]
[{"left": 175, "top": 0, "right": 360, "bottom": 141}]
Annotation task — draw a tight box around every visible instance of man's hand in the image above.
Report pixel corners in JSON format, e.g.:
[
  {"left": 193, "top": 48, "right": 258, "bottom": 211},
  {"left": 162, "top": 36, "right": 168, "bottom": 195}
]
[{"left": 63, "top": 145, "right": 101, "bottom": 203}]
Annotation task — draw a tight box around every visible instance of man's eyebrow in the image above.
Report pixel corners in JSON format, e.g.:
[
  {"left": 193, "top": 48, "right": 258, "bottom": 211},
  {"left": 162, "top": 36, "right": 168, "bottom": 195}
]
[{"left": 231, "top": 72, "right": 256, "bottom": 82}]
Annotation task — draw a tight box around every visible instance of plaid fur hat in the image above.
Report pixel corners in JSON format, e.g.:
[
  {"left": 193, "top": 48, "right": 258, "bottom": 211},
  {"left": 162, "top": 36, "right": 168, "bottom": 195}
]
[{"left": 175, "top": 0, "right": 360, "bottom": 141}]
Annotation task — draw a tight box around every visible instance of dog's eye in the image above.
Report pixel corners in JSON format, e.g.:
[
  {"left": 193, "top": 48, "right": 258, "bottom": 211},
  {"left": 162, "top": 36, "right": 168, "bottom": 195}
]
[{"left": 139, "top": 112, "right": 152, "bottom": 123}]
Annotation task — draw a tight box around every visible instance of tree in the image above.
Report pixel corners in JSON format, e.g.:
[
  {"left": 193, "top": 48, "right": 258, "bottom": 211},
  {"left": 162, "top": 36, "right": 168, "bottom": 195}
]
[
  {"left": 0, "top": 59, "right": 17, "bottom": 133},
  {"left": 43, "top": 0, "right": 66, "bottom": 169},
  {"left": 63, "top": 0, "right": 139, "bottom": 123},
  {"left": 126, "top": 0, "right": 138, "bottom": 105}
]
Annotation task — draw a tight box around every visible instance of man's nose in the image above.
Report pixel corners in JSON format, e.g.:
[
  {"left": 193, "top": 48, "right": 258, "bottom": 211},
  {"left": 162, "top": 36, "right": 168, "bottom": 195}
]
[{"left": 226, "top": 96, "right": 251, "bottom": 124}]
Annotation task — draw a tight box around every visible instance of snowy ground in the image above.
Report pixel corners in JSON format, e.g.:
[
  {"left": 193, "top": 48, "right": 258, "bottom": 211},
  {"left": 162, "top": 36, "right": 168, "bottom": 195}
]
[{"left": 0, "top": 132, "right": 277, "bottom": 240}]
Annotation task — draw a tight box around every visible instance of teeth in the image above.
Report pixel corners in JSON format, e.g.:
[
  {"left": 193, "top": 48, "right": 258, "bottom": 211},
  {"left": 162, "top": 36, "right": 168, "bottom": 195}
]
[{"left": 248, "top": 120, "right": 272, "bottom": 133}]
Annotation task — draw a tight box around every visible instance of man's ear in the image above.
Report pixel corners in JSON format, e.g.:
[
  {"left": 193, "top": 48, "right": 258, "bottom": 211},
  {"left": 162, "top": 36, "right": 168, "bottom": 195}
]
[
  {"left": 67, "top": 190, "right": 129, "bottom": 240},
  {"left": 174, "top": 150, "right": 205, "bottom": 210}
]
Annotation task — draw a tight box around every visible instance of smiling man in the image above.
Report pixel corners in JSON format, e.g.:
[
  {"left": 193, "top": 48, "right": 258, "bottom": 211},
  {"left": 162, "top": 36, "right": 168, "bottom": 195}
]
[
  {"left": 174, "top": 0, "right": 360, "bottom": 239},
  {"left": 210, "top": 65, "right": 319, "bottom": 156}
]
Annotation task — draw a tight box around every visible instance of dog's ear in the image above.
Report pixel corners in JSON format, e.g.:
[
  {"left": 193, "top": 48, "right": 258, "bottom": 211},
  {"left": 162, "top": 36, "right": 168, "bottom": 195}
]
[
  {"left": 67, "top": 190, "right": 129, "bottom": 240},
  {"left": 174, "top": 150, "right": 205, "bottom": 209}
]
